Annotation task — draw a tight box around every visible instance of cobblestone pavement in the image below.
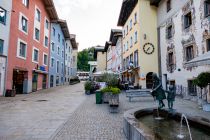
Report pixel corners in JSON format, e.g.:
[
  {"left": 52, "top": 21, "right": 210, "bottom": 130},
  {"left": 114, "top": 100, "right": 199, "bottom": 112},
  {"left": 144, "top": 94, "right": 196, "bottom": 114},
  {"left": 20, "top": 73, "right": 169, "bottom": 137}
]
[
  {"left": 0, "top": 83, "right": 85, "bottom": 140},
  {"left": 52, "top": 91, "right": 210, "bottom": 140},
  {"left": 1, "top": 82, "right": 210, "bottom": 140}
]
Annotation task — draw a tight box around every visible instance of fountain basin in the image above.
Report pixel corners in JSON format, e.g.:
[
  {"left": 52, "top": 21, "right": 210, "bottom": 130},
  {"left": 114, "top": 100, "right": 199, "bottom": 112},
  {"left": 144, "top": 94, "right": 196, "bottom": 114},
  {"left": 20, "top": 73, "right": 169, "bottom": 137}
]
[{"left": 123, "top": 108, "right": 210, "bottom": 140}]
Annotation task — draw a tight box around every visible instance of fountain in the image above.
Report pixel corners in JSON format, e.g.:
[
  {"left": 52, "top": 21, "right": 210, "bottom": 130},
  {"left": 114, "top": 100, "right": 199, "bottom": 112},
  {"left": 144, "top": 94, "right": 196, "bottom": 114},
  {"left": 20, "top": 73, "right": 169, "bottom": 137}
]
[{"left": 177, "top": 114, "right": 192, "bottom": 140}]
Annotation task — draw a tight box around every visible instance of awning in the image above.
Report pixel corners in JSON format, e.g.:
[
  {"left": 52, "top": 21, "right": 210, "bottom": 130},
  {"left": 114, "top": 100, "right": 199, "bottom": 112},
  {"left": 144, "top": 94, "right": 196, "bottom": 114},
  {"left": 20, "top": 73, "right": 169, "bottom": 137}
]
[
  {"left": 185, "top": 51, "right": 210, "bottom": 67},
  {"left": 33, "top": 69, "right": 48, "bottom": 74}
]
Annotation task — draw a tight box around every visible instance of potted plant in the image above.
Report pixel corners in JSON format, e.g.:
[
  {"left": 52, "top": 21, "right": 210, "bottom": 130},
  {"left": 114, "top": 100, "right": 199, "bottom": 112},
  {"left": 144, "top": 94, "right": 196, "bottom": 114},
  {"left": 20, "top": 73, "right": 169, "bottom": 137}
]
[
  {"left": 101, "top": 87, "right": 121, "bottom": 103},
  {"left": 193, "top": 72, "right": 210, "bottom": 111},
  {"left": 84, "top": 81, "right": 92, "bottom": 95}
]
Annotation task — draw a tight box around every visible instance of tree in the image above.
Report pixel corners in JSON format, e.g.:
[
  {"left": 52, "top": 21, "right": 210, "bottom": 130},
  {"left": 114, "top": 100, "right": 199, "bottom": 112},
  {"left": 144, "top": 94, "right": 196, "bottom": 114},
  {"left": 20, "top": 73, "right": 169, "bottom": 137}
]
[
  {"left": 193, "top": 72, "right": 210, "bottom": 100},
  {"left": 77, "top": 47, "right": 95, "bottom": 71}
]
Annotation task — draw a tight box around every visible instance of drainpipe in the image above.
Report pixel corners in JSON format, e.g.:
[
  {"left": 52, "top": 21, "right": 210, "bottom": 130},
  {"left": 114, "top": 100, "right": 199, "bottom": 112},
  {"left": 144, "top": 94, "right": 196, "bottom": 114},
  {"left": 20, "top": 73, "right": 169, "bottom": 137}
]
[{"left": 157, "top": 27, "right": 162, "bottom": 80}]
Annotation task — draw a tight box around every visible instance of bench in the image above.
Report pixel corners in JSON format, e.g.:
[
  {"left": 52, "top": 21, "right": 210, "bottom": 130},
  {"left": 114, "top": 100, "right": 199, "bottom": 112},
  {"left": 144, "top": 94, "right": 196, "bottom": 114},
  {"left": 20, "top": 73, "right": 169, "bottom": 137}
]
[
  {"left": 126, "top": 89, "right": 152, "bottom": 102},
  {"left": 109, "top": 99, "right": 119, "bottom": 113}
]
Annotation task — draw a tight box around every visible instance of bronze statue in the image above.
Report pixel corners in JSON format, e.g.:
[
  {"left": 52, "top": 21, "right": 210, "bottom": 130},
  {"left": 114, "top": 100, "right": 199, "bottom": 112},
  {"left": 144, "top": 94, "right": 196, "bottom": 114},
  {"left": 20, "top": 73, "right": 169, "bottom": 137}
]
[
  {"left": 165, "top": 85, "right": 176, "bottom": 110},
  {"left": 151, "top": 73, "right": 166, "bottom": 109}
]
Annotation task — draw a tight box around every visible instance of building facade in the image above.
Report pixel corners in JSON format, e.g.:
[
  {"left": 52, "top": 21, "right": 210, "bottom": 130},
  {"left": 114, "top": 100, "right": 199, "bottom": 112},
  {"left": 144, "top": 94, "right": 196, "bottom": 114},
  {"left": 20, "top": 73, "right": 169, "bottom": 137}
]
[
  {"left": 49, "top": 20, "right": 70, "bottom": 87},
  {"left": 94, "top": 46, "right": 107, "bottom": 72},
  {"left": 6, "top": 0, "right": 58, "bottom": 94},
  {"left": 65, "top": 38, "right": 72, "bottom": 84},
  {"left": 70, "top": 34, "right": 78, "bottom": 77},
  {"left": 118, "top": 0, "right": 159, "bottom": 88},
  {"left": 0, "top": 0, "right": 12, "bottom": 96},
  {"left": 156, "top": 0, "right": 210, "bottom": 101}
]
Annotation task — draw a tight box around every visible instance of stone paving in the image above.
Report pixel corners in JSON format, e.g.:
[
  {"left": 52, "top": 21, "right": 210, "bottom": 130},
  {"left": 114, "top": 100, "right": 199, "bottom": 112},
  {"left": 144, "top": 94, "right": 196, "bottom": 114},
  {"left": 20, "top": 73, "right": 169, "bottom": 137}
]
[
  {"left": 52, "top": 89, "right": 210, "bottom": 140},
  {"left": 0, "top": 83, "right": 85, "bottom": 140},
  {"left": 1, "top": 82, "right": 210, "bottom": 140}
]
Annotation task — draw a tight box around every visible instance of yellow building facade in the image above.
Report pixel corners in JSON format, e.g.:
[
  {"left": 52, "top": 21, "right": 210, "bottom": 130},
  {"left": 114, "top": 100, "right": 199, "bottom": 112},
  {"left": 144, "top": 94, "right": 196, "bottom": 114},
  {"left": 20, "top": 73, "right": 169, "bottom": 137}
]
[{"left": 118, "top": 0, "right": 158, "bottom": 89}]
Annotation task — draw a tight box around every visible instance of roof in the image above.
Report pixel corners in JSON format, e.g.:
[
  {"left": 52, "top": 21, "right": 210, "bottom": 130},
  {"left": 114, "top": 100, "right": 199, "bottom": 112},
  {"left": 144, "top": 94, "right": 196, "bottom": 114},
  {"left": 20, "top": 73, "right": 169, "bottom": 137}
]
[
  {"left": 185, "top": 51, "right": 210, "bottom": 67},
  {"left": 150, "top": 0, "right": 162, "bottom": 7},
  {"left": 109, "top": 29, "right": 122, "bottom": 46},
  {"left": 43, "top": 0, "right": 59, "bottom": 21},
  {"left": 117, "top": 0, "right": 138, "bottom": 26},
  {"left": 94, "top": 45, "right": 105, "bottom": 51},
  {"left": 70, "top": 34, "right": 78, "bottom": 49},
  {"left": 104, "top": 41, "right": 112, "bottom": 52},
  {"left": 57, "top": 19, "right": 70, "bottom": 39}
]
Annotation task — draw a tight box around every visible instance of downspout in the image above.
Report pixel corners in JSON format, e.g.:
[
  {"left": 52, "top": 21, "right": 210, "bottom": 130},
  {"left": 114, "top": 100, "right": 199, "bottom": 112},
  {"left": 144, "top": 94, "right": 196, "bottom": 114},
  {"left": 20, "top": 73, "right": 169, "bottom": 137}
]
[{"left": 157, "top": 27, "right": 162, "bottom": 80}]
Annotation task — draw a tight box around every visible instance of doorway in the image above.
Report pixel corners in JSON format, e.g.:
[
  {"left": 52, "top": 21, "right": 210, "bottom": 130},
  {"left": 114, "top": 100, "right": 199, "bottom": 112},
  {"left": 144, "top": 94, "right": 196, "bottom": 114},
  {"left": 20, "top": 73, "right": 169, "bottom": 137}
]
[
  {"left": 32, "top": 73, "right": 38, "bottom": 92},
  {"left": 146, "top": 72, "right": 153, "bottom": 89},
  {"left": 13, "top": 70, "right": 25, "bottom": 94},
  {"left": 42, "top": 75, "right": 47, "bottom": 89},
  {"left": 50, "top": 75, "right": 54, "bottom": 87}
]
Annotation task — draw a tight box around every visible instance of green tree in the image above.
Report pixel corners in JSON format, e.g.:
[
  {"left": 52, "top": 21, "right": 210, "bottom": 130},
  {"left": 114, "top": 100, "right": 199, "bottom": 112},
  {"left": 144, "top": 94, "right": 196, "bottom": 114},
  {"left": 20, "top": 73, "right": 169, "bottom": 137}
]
[
  {"left": 77, "top": 47, "right": 95, "bottom": 71},
  {"left": 193, "top": 72, "right": 210, "bottom": 100}
]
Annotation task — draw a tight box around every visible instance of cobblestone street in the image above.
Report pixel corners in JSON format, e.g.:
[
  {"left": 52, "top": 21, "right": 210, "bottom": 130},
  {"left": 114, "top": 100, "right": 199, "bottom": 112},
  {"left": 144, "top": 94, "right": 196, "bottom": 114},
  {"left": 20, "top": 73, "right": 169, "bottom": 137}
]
[{"left": 0, "top": 82, "right": 210, "bottom": 140}]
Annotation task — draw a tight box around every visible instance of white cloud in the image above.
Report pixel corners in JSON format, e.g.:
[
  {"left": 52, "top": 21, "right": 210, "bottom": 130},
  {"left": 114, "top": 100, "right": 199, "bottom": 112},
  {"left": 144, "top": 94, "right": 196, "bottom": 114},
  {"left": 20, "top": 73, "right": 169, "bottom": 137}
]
[{"left": 54, "top": 0, "right": 122, "bottom": 51}]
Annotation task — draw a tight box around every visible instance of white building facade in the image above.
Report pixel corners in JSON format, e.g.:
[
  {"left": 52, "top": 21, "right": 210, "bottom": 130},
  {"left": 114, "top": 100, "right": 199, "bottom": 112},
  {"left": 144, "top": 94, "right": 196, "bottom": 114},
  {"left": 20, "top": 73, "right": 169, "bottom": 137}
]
[
  {"left": 157, "top": 0, "right": 210, "bottom": 101},
  {"left": 0, "top": 0, "right": 12, "bottom": 96}
]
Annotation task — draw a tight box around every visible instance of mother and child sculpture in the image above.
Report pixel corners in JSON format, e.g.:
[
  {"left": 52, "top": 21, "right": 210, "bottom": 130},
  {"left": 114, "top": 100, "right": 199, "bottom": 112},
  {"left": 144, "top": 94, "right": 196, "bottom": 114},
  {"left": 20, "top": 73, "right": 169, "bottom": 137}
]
[{"left": 150, "top": 73, "right": 175, "bottom": 110}]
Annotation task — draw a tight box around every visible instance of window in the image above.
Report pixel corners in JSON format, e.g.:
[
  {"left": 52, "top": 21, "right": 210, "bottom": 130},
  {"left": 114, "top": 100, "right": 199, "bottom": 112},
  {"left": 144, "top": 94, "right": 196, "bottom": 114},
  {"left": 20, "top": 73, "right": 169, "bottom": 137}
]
[
  {"left": 62, "top": 50, "right": 64, "bottom": 58},
  {"left": 35, "top": 28, "right": 40, "bottom": 41},
  {"left": 51, "top": 42, "right": 55, "bottom": 51},
  {"left": 126, "top": 25, "right": 128, "bottom": 34},
  {"left": 130, "top": 54, "right": 133, "bottom": 63},
  {"left": 188, "top": 80, "right": 197, "bottom": 96},
  {"left": 186, "top": 45, "right": 194, "bottom": 61},
  {"left": 43, "top": 53, "right": 48, "bottom": 65},
  {"left": 126, "top": 41, "right": 129, "bottom": 51},
  {"left": 35, "top": 8, "right": 40, "bottom": 22},
  {"left": 51, "top": 58, "right": 54, "bottom": 67},
  {"left": 22, "top": 0, "right": 29, "bottom": 7},
  {"left": 204, "top": 0, "right": 210, "bottom": 17},
  {"left": 184, "top": 12, "right": 192, "bottom": 29},
  {"left": 134, "top": 12, "right": 137, "bottom": 24},
  {"left": 21, "top": 16, "right": 28, "bottom": 33},
  {"left": 134, "top": 50, "right": 138, "bottom": 67},
  {"left": 73, "top": 56, "right": 76, "bottom": 62},
  {"left": 45, "top": 19, "right": 49, "bottom": 29},
  {"left": 44, "top": 36, "right": 48, "bottom": 47},
  {"left": 123, "top": 44, "right": 125, "bottom": 53},
  {"left": 167, "top": 25, "right": 172, "bottom": 39},
  {"left": 0, "top": 39, "right": 4, "bottom": 55},
  {"left": 123, "top": 30, "right": 125, "bottom": 37},
  {"left": 18, "top": 40, "right": 27, "bottom": 58},
  {"left": 0, "top": 7, "right": 6, "bottom": 25},
  {"left": 57, "top": 61, "right": 59, "bottom": 73},
  {"left": 33, "top": 48, "right": 39, "bottom": 62},
  {"left": 61, "top": 63, "right": 64, "bottom": 73},
  {"left": 62, "top": 39, "right": 65, "bottom": 46},
  {"left": 134, "top": 31, "right": 138, "bottom": 43},
  {"left": 168, "top": 52, "right": 174, "bottom": 65},
  {"left": 58, "top": 33, "right": 60, "bottom": 42},
  {"left": 57, "top": 46, "right": 60, "bottom": 55},
  {"left": 206, "top": 39, "right": 210, "bottom": 52},
  {"left": 65, "top": 54, "right": 67, "bottom": 60},
  {"left": 130, "top": 19, "right": 132, "bottom": 30},
  {"left": 53, "top": 27, "right": 55, "bottom": 36},
  {"left": 130, "top": 37, "right": 133, "bottom": 47},
  {"left": 167, "top": 0, "right": 171, "bottom": 12}
]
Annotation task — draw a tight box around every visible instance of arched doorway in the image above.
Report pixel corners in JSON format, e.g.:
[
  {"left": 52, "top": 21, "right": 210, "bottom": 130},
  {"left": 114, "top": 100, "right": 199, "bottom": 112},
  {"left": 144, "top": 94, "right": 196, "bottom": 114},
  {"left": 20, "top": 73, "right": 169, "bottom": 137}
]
[{"left": 146, "top": 72, "right": 153, "bottom": 89}]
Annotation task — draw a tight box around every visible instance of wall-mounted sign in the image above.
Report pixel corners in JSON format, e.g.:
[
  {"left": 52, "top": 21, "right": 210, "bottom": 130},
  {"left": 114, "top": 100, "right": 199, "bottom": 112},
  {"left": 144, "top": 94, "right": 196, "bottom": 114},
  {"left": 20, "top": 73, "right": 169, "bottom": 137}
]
[
  {"left": 143, "top": 43, "right": 155, "bottom": 55},
  {"left": 36, "top": 65, "right": 46, "bottom": 71}
]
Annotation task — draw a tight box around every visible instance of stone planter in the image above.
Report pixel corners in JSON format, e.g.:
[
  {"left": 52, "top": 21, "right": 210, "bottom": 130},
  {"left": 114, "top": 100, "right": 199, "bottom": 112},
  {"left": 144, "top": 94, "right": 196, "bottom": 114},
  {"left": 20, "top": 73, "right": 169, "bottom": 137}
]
[
  {"left": 109, "top": 94, "right": 119, "bottom": 102},
  {"left": 102, "top": 92, "right": 111, "bottom": 103}
]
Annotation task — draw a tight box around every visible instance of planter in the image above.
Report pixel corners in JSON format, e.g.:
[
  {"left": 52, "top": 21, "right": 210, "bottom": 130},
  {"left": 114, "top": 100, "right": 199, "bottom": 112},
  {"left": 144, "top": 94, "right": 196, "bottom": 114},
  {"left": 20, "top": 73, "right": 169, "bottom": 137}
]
[
  {"left": 102, "top": 92, "right": 111, "bottom": 103},
  {"left": 109, "top": 94, "right": 119, "bottom": 102},
  {"left": 5, "top": 89, "right": 16, "bottom": 97}
]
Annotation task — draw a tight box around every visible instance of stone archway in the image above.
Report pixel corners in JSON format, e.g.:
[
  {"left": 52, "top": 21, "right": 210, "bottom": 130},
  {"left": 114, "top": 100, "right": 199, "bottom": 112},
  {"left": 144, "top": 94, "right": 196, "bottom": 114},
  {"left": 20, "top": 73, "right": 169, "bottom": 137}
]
[{"left": 146, "top": 72, "right": 153, "bottom": 89}]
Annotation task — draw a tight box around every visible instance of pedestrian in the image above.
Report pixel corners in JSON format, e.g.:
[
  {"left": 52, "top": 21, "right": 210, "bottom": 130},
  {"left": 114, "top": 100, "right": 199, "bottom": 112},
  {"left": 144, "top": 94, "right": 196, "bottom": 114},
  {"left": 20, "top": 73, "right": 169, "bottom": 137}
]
[{"left": 166, "top": 85, "right": 176, "bottom": 110}]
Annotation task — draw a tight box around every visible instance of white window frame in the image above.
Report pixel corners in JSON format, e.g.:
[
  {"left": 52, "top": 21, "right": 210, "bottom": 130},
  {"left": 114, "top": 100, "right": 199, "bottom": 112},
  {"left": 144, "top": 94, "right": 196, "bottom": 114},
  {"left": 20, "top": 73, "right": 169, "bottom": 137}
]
[
  {"left": 34, "top": 28, "right": 40, "bottom": 42},
  {"left": 17, "top": 38, "right": 27, "bottom": 60},
  {"left": 134, "top": 31, "right": 138, "bottom": 43},
  {"left": 35, "top": 6, "right": 41, "bottom": 22},
  {"left": 44, "top": 36, "right": 48, "bottom": 47},
  {"left": 19, "top": 12, "right": 28, "bottom": 35},
  {"left": 22, "top": 0, "right": 29, "bottom": 7},
  {"left": 45, "top": 18, "right": 49, "bottom": 30},
  {"left": 43, "top": 53, "right": 48, "bottom": 66},
  {"left": 32, "top": 47, "right": 39, "bottom": 63},
  {"left": 51, "top": 57, "right": 54, "bottom": 67}
]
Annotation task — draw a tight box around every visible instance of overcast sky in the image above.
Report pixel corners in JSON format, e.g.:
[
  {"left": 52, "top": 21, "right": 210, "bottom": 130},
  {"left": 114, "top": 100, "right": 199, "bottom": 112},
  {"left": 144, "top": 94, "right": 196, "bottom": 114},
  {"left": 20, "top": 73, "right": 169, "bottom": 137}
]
[{"left": 54, "top": 0, "right": 122, "bottom": 51}]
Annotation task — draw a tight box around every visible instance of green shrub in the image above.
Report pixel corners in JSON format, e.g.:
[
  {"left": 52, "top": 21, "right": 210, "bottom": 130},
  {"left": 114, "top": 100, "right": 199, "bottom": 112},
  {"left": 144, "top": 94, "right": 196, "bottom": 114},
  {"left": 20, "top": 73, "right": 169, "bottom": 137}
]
[
  {"left": 84, "top": 81, "right": 92, "bottom": 91},
  {"left": 101, "top": 87, "right": 121, "bottom": 94},
  {"left": 100, "top": 73, "right": 119, "bottom": 87}
]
